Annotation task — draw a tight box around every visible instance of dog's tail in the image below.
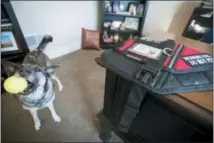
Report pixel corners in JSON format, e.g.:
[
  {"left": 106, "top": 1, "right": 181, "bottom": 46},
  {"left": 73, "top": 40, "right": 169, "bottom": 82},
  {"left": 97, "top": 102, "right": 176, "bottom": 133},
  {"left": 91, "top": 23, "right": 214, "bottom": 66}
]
[{"left": 37, "top": 35, "right": 53, "bottom": 52}]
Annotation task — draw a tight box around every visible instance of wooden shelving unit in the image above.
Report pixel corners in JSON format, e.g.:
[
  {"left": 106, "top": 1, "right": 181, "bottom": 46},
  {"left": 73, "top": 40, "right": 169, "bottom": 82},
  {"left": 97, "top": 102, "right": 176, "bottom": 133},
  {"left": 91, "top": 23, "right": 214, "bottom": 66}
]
[
  {"left": 100, "top": 0, "right": 149, "bottom": 49},
  {"left": 105, "top": 12, "right": 143, "bottom": 18},
  {"left": 1, "top": 1, "right": 29, "bottom": 93},
  {"left": 1, "top": 2, "right": 29, "bottom": 56},
  {"left": 104, "top": 28, "right": 138, "bottom": 33}
]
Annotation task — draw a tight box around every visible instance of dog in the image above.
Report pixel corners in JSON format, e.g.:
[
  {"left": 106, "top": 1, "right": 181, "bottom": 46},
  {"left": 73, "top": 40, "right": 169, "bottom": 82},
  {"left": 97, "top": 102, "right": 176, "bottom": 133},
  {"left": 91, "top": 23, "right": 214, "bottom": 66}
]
[{"left": 2, "top": 35, "right": 63, "bottom": 130}]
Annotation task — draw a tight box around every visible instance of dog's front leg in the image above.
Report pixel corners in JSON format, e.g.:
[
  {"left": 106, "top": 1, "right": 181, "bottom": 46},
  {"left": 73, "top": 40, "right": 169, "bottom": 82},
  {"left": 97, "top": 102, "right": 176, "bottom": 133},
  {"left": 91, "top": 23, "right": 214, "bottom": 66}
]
[
  {"left": 29, "top": 109, "right": 41, "bottom": 131},
  {"left": 52, "top": 75, "right": 63, "bottom": 91},
  {"left": 48, "top": 102, "right": 61, "bottom": 122}
]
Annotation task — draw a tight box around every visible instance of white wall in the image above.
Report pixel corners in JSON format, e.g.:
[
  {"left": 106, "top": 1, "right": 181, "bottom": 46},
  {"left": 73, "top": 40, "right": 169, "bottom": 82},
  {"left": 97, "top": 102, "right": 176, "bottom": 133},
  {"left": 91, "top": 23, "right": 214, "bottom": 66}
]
[
  {"left": 11, "top": 1, "right": 98, "bottom": 59},
  {"left": 142, "top": 1, "right": 185, "bottom": 36}
]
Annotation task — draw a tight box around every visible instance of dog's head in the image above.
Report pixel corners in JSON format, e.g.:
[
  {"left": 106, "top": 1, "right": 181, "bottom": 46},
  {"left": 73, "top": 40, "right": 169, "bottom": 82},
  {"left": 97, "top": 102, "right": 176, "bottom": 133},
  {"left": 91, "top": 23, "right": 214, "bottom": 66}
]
[
  {"left": 2, "top": 60, "right": 55, "bottom": 94},
  {"left": 2, "top": 35, "right": 58, "bottom": 94},
  {"left": 3, "top": 60, "right": 59, "bottom": 95}
]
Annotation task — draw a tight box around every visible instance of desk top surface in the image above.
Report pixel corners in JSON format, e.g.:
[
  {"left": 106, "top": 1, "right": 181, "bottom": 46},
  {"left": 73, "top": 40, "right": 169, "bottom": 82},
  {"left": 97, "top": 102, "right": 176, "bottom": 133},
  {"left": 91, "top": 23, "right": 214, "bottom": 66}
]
[{"left": 95, "top": 33, "right": 213, "bottom": 118}]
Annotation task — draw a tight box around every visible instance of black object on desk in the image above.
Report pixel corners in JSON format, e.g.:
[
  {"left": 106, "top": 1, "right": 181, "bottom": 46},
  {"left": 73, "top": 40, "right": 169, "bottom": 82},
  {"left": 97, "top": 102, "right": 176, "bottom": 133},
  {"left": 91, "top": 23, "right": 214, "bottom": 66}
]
[
  {"left": 182, "top": 6, "right": 213, "bottom": 44},
  {"left": 97, "top": 40, "right": 213, "bottom": 142}
]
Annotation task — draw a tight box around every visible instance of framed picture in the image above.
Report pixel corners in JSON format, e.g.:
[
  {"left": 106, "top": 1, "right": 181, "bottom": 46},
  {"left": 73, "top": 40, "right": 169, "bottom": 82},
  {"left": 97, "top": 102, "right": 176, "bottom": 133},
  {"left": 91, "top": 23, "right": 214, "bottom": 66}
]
[
  {"left": 124, "top": 17, "right": 139, "bottom": 30},
  {"left": 111, "top": 21, "right": 122, "bottom": 29},
  {"left": 1, "top": 31, "right": 19, "bottom": 52},
  {"left": 112, "top": 1, "right": 120, "bottom": 13},
  {"left": 104, "top": 1, "right": 111, "bottom": 12},
  {"left": 103, "top": 21, "right": 112, "bottom": 28}
]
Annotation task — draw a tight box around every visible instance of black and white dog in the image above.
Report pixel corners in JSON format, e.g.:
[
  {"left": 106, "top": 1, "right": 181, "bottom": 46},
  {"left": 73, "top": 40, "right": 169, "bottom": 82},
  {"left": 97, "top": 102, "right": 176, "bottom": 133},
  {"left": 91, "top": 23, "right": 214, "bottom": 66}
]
[{"left": 2, "top": 35, "right": 63, "bottom": 130}]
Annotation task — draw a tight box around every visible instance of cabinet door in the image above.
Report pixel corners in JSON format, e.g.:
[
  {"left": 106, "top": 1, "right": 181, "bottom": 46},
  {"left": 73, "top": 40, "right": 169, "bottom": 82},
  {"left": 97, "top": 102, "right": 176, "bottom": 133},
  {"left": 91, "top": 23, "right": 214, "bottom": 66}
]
[{"left": 129, "top": 95, "right": 210, "bottom": 142}]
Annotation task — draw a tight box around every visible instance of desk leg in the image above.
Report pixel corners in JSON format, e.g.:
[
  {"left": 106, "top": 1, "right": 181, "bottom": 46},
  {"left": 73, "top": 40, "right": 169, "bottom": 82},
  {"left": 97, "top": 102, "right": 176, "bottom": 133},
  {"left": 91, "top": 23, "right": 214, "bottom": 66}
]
[{"left": 97, "top": 111, "right": 112, "bottom": 142}]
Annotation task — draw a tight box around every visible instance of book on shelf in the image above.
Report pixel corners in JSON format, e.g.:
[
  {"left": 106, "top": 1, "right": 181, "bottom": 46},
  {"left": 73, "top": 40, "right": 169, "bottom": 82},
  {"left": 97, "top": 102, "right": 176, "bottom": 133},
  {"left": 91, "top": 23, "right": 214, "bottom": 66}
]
[
  {"left": 1, "top": 23, "right": 13, "bottom": 31},
  {"left": 1, "top": 22, "right": 12, "bottom": 27},
  {"left": 105, "top": 12, "right": 142, "bottom": 18},
  {"left": 1, "top": 18, "right": 11, "bottom": 23}
]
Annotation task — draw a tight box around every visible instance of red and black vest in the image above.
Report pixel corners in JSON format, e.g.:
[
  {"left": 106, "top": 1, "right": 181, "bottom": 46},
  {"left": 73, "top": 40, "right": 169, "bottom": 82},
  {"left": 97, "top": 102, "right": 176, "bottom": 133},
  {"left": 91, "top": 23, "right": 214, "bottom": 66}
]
[{"left": 103, "top": 39, "right": 213, "bottom": 94}]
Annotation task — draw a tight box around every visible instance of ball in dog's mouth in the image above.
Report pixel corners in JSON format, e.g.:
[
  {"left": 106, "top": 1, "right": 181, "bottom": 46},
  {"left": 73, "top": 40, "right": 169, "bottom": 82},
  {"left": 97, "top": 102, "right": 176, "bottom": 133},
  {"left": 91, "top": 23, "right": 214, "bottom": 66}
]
[{"left": 4, "top": 76, "right": 28, "bottom": 94}]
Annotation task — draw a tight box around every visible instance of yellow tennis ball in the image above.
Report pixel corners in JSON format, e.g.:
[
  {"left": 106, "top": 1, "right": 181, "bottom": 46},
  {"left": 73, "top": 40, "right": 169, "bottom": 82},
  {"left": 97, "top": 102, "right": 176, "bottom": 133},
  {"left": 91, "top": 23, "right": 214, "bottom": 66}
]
[{"left": 4, "top": 76, "right": 28, "bottom": 94}]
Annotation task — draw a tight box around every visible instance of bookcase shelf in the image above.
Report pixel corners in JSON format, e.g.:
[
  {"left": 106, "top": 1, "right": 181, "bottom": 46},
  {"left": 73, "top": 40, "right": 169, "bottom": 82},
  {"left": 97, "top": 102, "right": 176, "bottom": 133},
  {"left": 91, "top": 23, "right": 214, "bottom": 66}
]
[
  {"left": 102, "top": 43, "right": 122, "bottom": 49},
  {"left": 105, "top": 12, "right": 143, "bottom": 18},
  {"left": 104, "top": 28, "right": 139, "bottom": 33},
  {"left": 1, "top": 2, "right": 29, "bottom": 56},
  {"left": 1, "top": 1, "right": 30, "bottom": 93},
  {"left": 100, "top": 0, "right": 149, "bottom": 49}
]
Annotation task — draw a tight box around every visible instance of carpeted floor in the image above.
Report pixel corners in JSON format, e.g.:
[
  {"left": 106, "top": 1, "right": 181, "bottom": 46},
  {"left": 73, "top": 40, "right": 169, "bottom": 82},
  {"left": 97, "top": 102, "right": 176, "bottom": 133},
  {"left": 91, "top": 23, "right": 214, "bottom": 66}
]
[{"left": 2, "top": 50, "right": 122, "bottom": 142}]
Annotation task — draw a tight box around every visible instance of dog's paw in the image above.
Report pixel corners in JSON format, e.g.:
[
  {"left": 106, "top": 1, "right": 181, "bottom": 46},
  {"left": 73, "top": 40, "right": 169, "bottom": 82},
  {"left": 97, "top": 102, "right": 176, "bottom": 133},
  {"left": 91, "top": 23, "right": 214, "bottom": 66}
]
[
  {"left": 54, "top": 115, "right": 61, "bottom": 122},
  {"left": 59, "top": 85, "right": 63, "bottom": 92},
  {"left": 34, "top": 123, "right": 41, "bottom": 131}
]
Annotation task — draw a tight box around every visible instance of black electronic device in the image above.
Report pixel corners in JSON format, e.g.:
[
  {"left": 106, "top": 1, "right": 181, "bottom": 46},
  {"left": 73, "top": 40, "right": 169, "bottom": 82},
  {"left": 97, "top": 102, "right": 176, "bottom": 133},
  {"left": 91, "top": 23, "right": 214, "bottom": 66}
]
[{"left": 182, "top": 6, "right": 213, "bottom": 43}]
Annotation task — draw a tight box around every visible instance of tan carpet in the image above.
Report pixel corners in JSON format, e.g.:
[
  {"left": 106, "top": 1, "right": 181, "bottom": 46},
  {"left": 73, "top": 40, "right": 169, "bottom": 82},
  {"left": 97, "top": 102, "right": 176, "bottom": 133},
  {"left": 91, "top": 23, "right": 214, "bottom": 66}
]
[{"left": 2, "top": 50, "right": 122, "bottom": 142}]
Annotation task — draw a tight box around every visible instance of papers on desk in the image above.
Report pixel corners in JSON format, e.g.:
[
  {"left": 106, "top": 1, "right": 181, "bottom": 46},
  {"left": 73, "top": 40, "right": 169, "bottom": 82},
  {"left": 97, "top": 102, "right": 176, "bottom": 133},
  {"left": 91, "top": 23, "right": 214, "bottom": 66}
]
[{"left": 127, "top": 43, "right": 162, "bottom": 60}]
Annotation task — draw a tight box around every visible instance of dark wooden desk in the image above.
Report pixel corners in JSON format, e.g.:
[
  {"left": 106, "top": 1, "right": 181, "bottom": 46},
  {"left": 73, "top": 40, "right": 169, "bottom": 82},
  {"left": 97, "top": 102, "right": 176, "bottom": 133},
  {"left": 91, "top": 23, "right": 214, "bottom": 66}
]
[
  {"left": 95, "top": 57, "right": 212, "bottom": 120},
  {"left": 95, "top": 34, "right": 213, "bottom": 142}
]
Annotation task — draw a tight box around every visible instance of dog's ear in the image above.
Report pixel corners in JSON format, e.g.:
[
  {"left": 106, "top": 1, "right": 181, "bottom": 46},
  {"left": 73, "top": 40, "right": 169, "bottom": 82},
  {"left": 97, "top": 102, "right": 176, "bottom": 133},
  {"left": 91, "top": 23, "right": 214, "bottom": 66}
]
[{"left": 2, "top": 60, "right": 21, "bottom": 76}]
